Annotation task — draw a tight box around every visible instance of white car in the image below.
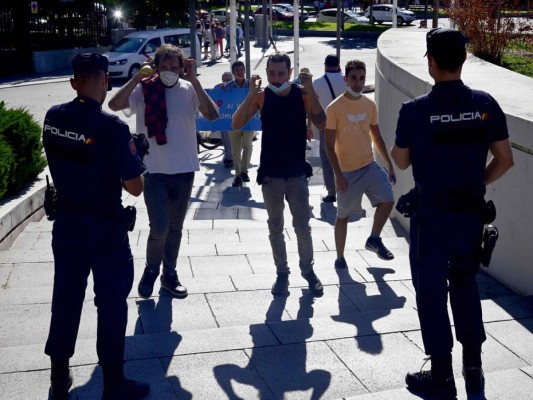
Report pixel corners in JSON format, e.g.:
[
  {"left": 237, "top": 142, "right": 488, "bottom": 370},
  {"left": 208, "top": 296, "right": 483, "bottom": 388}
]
[
  {"left": 317, "top": 8, "right": 370, "bottom": 24},
  {"left": 210, "top": 9, "right": 253, "bottom": 24},
  {"left": 364, "top": 4, "right": 415, "bottom": 25},
  {"left": 105, "top": 29, "right": 201, "bottom": 79},
  {"left": 275, "top": 3, "right": 309, "bottom": 21}
]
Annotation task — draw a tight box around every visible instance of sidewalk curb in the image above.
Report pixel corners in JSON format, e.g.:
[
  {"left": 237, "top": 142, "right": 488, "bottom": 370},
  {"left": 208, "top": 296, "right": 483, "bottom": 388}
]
[{"left": 0, "top": 171, "right": 47, "bottom": 250}]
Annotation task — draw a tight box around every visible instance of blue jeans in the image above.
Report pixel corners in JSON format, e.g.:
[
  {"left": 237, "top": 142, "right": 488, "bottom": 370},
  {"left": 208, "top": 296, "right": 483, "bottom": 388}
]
[
  {"left": 261, "top": 175, "right": 314, "bottom": 275},
  {"left": 144, "top": 172, "right": 194, "bottom": 275}
]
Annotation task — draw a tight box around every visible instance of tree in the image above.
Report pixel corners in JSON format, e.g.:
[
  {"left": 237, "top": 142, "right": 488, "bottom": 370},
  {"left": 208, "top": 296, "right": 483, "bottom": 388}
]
[{"left": 444, "top": 0, "right": 524, "bottom": 64}]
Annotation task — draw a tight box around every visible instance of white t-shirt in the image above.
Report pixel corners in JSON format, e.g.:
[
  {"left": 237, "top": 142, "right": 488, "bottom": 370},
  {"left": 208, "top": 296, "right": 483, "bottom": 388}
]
[
  {"left": 125, "top": 79, "right": 200, "bottom": 174},
  {"left": 313, "top": 71, "right": 346, "bottom": 110}
]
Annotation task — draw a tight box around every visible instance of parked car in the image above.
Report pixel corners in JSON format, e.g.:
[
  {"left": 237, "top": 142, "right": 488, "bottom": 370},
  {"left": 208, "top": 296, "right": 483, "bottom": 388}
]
[
  {"left": 104, "top": 28, "right": 202, "bottom": 79},
  {"left": 275, "top": 3, "right": 309, "bottom": 21},
  {"left": 253, "top": 6, "right": 294, "bottom": 21},
  {"left": 210, "top": 9, "right": 254, "bottom": 24},
  {"left": 317, "top": 8, "right": 370, "bottom": 24},
  {"left": 364, "top": 4, "right": 416, "bottom": 25}
]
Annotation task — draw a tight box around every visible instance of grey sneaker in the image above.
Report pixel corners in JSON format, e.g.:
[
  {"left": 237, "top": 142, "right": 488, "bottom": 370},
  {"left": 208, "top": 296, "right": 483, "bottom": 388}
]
[
  {"left": 271, "top": 273, "right": 289, "bottom": 295},
  {"left": 334, "top": 257, "right": 348, "bottom": 269},
  {"left": 365, "top": 237, "right": 394, "bottom": 260},
  {"left": 138, "top": 265, "right": 159, "bottom": 299},
  {"left": 161, "top": 271, "right": 188, "bottom": 298},
  {"left": 302, "top": 271, "right": 324, "bottom": 296}
]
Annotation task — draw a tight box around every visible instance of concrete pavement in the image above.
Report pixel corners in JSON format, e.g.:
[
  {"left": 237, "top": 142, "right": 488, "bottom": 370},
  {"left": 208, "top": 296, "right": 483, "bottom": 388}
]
[{"left": 1, "top": 32, "right": 533, "bottom": 400}]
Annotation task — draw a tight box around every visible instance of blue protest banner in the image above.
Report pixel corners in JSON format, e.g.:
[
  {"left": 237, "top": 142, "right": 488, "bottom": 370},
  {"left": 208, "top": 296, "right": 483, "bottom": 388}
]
[{"left": 196, "top": 88, "right": 261, "bottom": 131}]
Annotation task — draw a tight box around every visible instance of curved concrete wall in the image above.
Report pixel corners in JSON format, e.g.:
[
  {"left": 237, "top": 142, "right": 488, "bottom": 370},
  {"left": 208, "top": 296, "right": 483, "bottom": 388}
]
[{"left": 375, "top": 29, "right": 533, "bottom": 295}]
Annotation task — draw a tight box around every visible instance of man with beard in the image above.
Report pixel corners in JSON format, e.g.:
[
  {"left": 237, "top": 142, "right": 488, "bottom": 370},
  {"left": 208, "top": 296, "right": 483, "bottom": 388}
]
[
  {"left": 232, "top": 52, "right": 326, "bottom": 296},
  {"left": 109, "top": 44, "right": 219, "bottom": 300}
]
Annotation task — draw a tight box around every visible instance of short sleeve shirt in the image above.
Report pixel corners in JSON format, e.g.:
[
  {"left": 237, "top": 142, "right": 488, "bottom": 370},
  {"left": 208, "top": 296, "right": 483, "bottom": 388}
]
[
  {"left": 395, "top": 80, "right": 509, "bottom": 195},
  {"left": 125, "top": 79, "right": 200, "bottom": 174},
  {"left": 326, "top": 94, "right": 378, "bottom": 172}
]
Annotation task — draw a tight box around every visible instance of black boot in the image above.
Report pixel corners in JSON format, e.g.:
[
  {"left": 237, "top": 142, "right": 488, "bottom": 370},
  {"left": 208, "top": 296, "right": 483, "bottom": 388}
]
[
  {"left": 463, "top": 345, "right": 484, "bottom": 393},
  {"left": 406, "top": 355, "right": 457, "bottom": 399},
  {"left": 49, "top": 357, "right": 72, "bottom": 400},
  {"left": 102, "top": 363, "right": 150, "bottom": 400}
]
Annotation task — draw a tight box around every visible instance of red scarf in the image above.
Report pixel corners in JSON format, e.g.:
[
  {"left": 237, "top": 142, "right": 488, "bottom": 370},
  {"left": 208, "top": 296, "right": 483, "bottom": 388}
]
[{"left": 141, "top": 74, "right": 168, "bottom": 145}]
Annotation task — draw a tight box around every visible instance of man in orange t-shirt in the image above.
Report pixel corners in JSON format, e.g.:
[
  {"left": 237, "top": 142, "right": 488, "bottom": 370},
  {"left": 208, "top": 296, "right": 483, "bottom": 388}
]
[{"left": 325, "top": 60, "right": 396, "bottom": 268}]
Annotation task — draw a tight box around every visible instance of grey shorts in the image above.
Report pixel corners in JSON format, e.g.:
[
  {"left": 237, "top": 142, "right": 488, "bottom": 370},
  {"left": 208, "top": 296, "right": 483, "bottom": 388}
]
[{"left": 337, "top": 161, "right": 394, "bottom": 219}]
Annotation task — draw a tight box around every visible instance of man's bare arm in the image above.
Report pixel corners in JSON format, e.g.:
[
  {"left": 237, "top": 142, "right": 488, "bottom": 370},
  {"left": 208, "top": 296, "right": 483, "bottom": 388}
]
[{"left": 232, "top": 75, "right": 262, "bottom": 129}]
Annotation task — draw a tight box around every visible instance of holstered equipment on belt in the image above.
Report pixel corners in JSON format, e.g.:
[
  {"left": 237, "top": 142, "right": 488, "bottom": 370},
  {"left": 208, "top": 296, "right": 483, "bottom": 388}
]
[
  {"left": 480, "top": 224, "right": 498, "bottom": 267},
  {"left": 44, "top": 175, "right": 58, "bottom": 221},
  {"left": 111, "top": 206, "right": 137, "bottom": 246}
]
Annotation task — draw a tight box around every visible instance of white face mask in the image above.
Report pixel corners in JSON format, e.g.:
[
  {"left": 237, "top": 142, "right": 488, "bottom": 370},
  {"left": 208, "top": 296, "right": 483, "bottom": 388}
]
[
  {"left": 346, "top": 86, "right": 363, "bottom": 98},
  {"left": 159, "top": 71, "right": 179, "bottom": 87},
  {"left": 268, "top": 81, "right": 290, "bottom": 94}
]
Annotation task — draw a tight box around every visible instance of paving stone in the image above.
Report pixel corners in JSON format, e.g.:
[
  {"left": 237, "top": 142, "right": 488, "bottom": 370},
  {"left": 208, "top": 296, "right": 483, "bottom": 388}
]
[
  {"left": 8, "top": 231, "right": 40, "bottom": 250},
  {"left": 268, "top": 308, "right": 420, "bottom": 344},
  {"left": 0, "top": 299, "right": 140, "bottom": 347},
  {"left": 485, "top": 318, "right": 533, "bottom": 364},
  {"left": 481, "top": 295, "right": 533, "bottom": 322},
  {"left": 206, "top": 290, "right": 292, "bottom": 327},
  {"left": 187, "top": 228, "right": 240, "bottom": 244},
  {"left": 124, "top": 324, "right": 279, "bottom": 359},
  {"left": 73, "top": 358, "right": 175, "bottom": 400},
  {"left": 136, "top": 294, "right": 218, "bottom": 334},
  {"left": 189, "top": 254, "right": 253, "bottom": 277},
  {"left": 0, "top": 263, "right": 12, "bottom": 286},
  {"left": 328, "top": 332, "right": 425, "bottom": 392},
  {"left": 245, "top": 341, "right": 368, "bottom": 399},
  {"left": 339, "top": 279, "right": 415, "bottom": 312},
  {"left": 0, "top": 367, "right": 51, "bottom": 399},
  {"left": 4, "top": 262, "right": 54, "bottom": 288},
  {"left": 165, "top": 350, "right": 275, "bottom": 400}
]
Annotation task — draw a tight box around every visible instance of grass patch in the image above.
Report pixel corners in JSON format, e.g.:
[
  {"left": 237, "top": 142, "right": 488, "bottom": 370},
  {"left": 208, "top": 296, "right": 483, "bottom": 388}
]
[{"left": 501, "top": 40, "right": 533, "bottom": 78}]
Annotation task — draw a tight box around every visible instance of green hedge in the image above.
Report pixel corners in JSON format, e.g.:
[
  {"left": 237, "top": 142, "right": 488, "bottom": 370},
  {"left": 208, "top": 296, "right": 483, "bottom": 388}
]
[{"left": 0, "top": 102, "right": 47, "bottom": 200}]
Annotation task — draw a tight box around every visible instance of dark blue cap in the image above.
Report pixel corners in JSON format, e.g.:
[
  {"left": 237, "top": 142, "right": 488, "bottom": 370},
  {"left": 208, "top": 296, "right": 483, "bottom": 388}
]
[
  {"left": 425, "top": 28, "right": 467, "bottom": 57},
  {"left": 71, "top": 53, "right": 108, "bottom": 76}
]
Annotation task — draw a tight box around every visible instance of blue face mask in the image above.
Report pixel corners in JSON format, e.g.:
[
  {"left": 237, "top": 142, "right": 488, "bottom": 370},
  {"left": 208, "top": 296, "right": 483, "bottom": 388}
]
[
  {"left": 346, "top": 86, "right": 363, "bottom": 98},
  {"left": 268, "top": 81, "right": 290, "bottom": 94}
]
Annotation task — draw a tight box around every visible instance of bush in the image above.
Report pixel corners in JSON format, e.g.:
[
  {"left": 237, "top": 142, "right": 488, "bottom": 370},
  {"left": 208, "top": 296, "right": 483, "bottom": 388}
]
[
  {"left": 0, "top": 135, "right": 15, "bottom": 199},
  {"left": 444, "top": 0, "right": 525, "bottom": 64},
  {"left": 0, "top": 102, "right": 47, "bottom": 199}
]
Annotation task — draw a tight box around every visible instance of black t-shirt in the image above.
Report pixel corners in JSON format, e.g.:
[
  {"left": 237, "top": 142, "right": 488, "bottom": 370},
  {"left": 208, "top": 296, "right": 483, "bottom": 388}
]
[
  {"left": 260, "top": 84, "right": 308, "bottom": 177},
  {"left": 43, "top": 96, "right": 145, "bottom": 215},
  {"left": 395, "top": 80, "right": 508, "bottom": 198}
]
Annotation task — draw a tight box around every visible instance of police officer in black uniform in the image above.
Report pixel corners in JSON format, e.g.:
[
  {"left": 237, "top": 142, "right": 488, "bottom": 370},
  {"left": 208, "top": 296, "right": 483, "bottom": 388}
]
[
  {"left": 42, "top": 53, "right": 149, "bottom": 400},
  {"left": 392, "top": 29, "right": 514, "bottom": 398}
]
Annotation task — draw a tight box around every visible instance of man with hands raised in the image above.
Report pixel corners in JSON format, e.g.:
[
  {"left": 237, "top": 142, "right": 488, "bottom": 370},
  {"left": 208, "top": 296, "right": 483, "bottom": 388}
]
[
  {"left": 232, "top": 52, "right": 326, "bottom": 297},
  {"left": 109, "top": 44, "right": 219, "bottom": 300}
]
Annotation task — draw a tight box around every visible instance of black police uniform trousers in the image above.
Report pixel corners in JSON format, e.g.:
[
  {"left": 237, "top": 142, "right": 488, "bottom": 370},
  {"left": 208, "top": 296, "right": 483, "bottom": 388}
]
[
  {"left": 45, "top": 210, "right": 134, "bottom": 366},
  {"left": 409, "top": 209, "right": 487, "bottom": 358}
]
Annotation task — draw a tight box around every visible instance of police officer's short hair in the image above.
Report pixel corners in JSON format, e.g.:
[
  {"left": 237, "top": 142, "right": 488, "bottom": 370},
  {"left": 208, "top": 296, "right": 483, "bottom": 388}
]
[
  {"left": 154, "top": 44, "right": 185, "bottom": 68},
  {"left": 267, "top": 52, "right": 291, "bottom": 70},
  {"left": 345, "top": 60, "right": 366, "bottom": 76},
  {"left": 425, "top": 28, "right": 467, "bottom": 72},
  {"left": 71, "top": 53, "right": 108, "bottom": 79}
]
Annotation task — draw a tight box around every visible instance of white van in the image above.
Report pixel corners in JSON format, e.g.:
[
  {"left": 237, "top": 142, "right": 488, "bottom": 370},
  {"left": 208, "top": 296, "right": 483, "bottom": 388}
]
[{"left": 105, "top": 28, "right": 202, "bottom": 79}]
